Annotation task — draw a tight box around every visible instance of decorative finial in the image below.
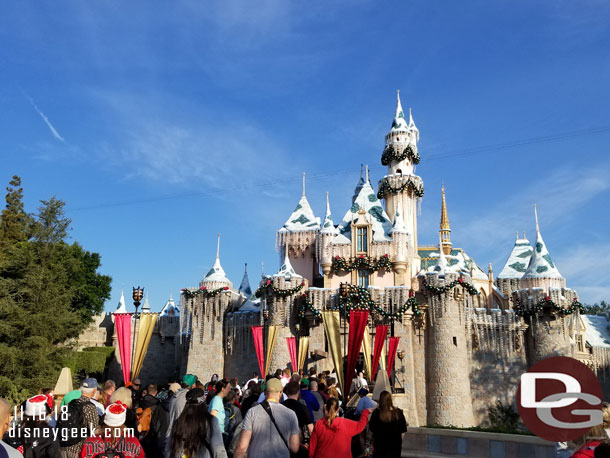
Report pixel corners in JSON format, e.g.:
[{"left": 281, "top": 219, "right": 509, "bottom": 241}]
[
  {"left": 302, "top": 172, "right": 306, "bottom": 197},
  {"left": 261, "top": 261, "right": 264, "bottom": 276},
  {"left": 534, "top": 204, "right": 540, "bottom": 233},
  {"left": 365, "top": 165, "right": 369, "bottom": 183},
  {"left": 169, "top": 291, "right": 173, "bottom": 301},
  {"left": 360, "top": 164, "right": 363, "bottom": 179},
  {"left": 244, "top": 262, "right": 248, "bottom": 273},
  {"left": 523, "top": 231, "right": 526, "bottom": 239},
  {"left": 216, "top": 233, "right": 221, "bottom": 260},
  {"left": 488, "top": 262, "right": 493, "bottom": 273},
  {"left": 397, "top": 89, "right": 400, "bottom": 100},
  {"left": 516, "top": 231, "right": 519, "bottom": 240}
]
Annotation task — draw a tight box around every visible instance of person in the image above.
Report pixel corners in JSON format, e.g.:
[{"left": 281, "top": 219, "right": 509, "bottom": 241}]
[
  {"left": 281, "top": 382, "right": 313, "bottom": 458},
  {"left": 571, "top": 403, "right": 610, "bottom": 457},
  {"left": 205, "top": 375, "right": 219, "bottom": 393},
  {"left": 308, "top": 397, "right": 371, "bottom": 458},
  {"left": 595, "top": 441, "right": 610, "bottom": 458},
  {"left": 60, "top": 378, "right": 101, "bottom": 458},
  {"left": 240, "top": 383, "right": 261, "bottom": 418},
  {"left": 129, "top": 378, "right": 142, "bottom": 408},
  {"left": 166, "top": 373, "right": 198, "bottom": 455},
  {"left": 308, "top": 381, "right": 325, "bottom": 422},
  {"left": 354, "top": 388, "right": 377, "bottom": 416},
  {"left": 326, "top": 378, "right": 340, "bottom": 401},
  {"left": 4, "top": 395, "right": 60, "bottom": 458},
  {"left": 299, "top": 379, "right": 320, "bottom": 422},
  {"left": 281, "top": 368, "right": 291, "bottom": 387},
  {"left": 102, "top": 380, "right": 116, "bottom": 407},
  {"left": 229, "top": 378, "right": 242, "bottom": 398},
  {"left": 170, "top": 388, "right": 227, "bottom": 458},
  {"left": 234, "top": 378, "right": 300, "bottom": 458},
  {"left": 223, "top": 390, "right": 242, "bottom": 448},
  {"left": 368, "top": 391, "right": 407, "bottom": 458},
  {"left": 0, "top": 398, "right": 23, "bottom": 458},
  {"left": 209, "top": 380, "right": 232, "bottom": 436},
  {"left": 241, "top": 373, "right": 259, "bottom": 392},
  {"left": 80, "top": 402, "right": 144, "bottom": 458},
  {"left": 90, "top": 389, "right": 105, "bottom": 416},
  {"left": 110, "top": 387, "right": 137, "bottom": 429},
  {"left": 138, "top": 392, "right": 169, "bottom": 458}
]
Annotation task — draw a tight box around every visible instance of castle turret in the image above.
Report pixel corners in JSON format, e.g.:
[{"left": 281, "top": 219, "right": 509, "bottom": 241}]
[
  {"left": 521, "top": 206, "right": 565, "bottom": 290},
  {"left": 378, "top": 91, "right": 423, "bottom": 273},
  {"left": 440, "top": 185, "right": 452, "bottom": 255},
  {"left": 115, "top": 289, "right": 127, "bottom": 314},
  {"left": 422, "top": 270, "right": 475, "bottom": 427},
  {"left": 185, "top": 234, "right": 232, "bottom": 379},
  {"left": 390, "top": 210, "right": 409, "bottom": 283},
  {"left": 496, "top": 233, "right": 532, "bottom": 308},
  {"left": 317, "top": 192, "right": 338, "bottom": 279},
  {"left": 258, "top": 251, "right": 307, "bottom": 373},
  {"left": 276, "top": 174, "right": 320, "bottom": 284}
]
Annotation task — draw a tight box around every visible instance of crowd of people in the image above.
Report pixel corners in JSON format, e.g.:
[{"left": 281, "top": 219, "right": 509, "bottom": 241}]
[{"left": 0, "top": 368, "right": 408, "bottom": 458}]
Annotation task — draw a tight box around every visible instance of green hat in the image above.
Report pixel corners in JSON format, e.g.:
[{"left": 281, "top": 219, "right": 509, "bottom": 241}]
[
  {"left": 61, "top": 390, "right": 82, "bottom": 406},
  {"left": 181, "top": 374, "right": 197, "bottom": 386},
  {"left": 301, "top": 378, "right": 310, "bottom": 387}
]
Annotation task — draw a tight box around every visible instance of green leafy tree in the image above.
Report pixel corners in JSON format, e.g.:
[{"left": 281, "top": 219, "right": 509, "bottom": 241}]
[
  {"left": 0, "top": 177, "right": 111, "bottom": 403},
  {"left": 583, "top": 301, "right": 610, "bottom": 315}
]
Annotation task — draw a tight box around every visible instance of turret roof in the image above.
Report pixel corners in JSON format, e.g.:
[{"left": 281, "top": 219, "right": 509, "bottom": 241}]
[
  {"left": 203, "top": 234, "right": 231, "bottom": 283},
  {"left": 320, "top": 192, "right": 338, "bottom": 235},
  {"left": 334, "top": 178, "right": 392, "bottom": 243},
  {"left": 390, "top": 210, "right": 408, "bottom": 234},
  {"left": 390, "top": 91, "right": 409, "bottom": 132},
  {"left": 239, "top": 264, "right": 252, "bottom": 297},
  {"left": 142, "top": 293, "right": 151, "bottom": 312},
  {"left": 160, "top": 293, "right": 180, "bottom": 317},
  {"left": 279, "top": 194, "right": 321, "bottom": 232},
  {"left": 274, "top": 250, "right": 302, "bottom": 278},
  {"left": 523, "top": 206, "right": 563, "bottom": 280},
  {"left": 115, "top": 290, "right": 127, "bottom": 313},
  {"left": 498, "top": 235, "right": 533, "bottom": 279}
]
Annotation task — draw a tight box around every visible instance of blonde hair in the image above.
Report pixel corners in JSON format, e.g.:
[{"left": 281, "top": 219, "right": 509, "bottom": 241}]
[
  {"left": 110, "top": 387, "right": 132, "bottom": 409},
  {"left": 325, "top": 398, "right": 339, "bottom": 426}
]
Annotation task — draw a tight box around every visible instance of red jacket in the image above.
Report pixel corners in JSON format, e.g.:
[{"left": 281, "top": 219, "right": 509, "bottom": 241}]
[
  {"left": 571, "top": 441, "right": 601, "bottom": 458},
  {"left": 309, "top": 409, "right": 370, "bottom": 458}
]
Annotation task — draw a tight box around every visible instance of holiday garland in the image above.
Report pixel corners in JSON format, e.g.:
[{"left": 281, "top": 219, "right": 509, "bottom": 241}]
[
  {"left": 255, "top": 280, "right": 305, "bottom": 298},
  {"left": 299, "top": 296, "right": 322, "bottom": 319},
  {"left": 381, "top": 145, "right": 420, "bottom": 166},
  {"left": 181, "top": 286, "right": 229, "bottom": 299},
  {"left": 323, "top": 285, "right": 420, "bottom": 320},
  {"left": 377, "top": 176, "right": 424, "bottom": 200},
  {"left": 331, "top": 254, "right": 392, "bottom": 274},
  {"left": 423, "top": 276, "right": 480, "bottom": 296},
  {"left": 515, "top": 297, "right": 585, "bottom": 318}
]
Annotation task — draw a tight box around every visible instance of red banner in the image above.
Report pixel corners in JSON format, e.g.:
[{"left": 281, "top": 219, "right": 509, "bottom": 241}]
[
  {"left": 286, "top": 337, "right": 297, "bottom": 372},
  {"left": 114, "top": 313, "right": 132, "bottom": 385},
  {"left": 345, "top": 311, "right": 369, "bottom": 393},
  {"left": 387, "top": 336, "right": 400, "bottom": 378},
  {"left": 371, "top": 325, "right": 388, "bottom": 382},
  {"left": 251, "top": 326, "right": 265, "bottom": 378}
]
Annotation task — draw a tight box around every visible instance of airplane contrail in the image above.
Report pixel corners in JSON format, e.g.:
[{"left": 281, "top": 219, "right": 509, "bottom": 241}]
[{"left": 23, "top": 93, "right": 65, "bottom": 142}]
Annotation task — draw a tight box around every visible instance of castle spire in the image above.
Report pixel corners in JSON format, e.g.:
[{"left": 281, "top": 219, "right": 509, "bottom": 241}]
[
  {"left": 321, "top": 192, "right": 337, "bottom": 234},
  {"left": 435, "top": 233, "right": 448, "bottom": 274},
  {"left": 239, "top": 263, "right": 252, "bottom": 297},
  {"left": 142, "top": 293, "right": 151, "bottom": 312},
  {"left": 440, "top": 184, "right": 452, "bottom": 255},
  {"left": 203, "top": 233, "right": 231, "bottom": 284},
  {"left": 522, "top": 205, "right": 563, "bottom": 284},
  {"left": 115, "top": 289, "right": 127, "bottom": 313},
  {"left": 274, "top": 245, "right": 301, "bottom": 278},
  {"left": 390, "top": 90, "right": 409, "bottom": 132},
  {"left": 302, "top": 172, "right": 306, "bottom": 197}
]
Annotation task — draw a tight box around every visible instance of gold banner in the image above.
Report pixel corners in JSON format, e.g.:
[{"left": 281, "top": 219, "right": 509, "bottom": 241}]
[
  {"left": 298, "top": 336, "right": 309, "bottom": 371},
  {"left": 322, "top": 311, "right": 344, "bottom": 391},
  {"left": 361, "top": 325, "right": 372, "bottom": 380},
  {"left": 132, "top": 313, "right": 158, "bottom": 380},
  {"left": 264, "top": 325, "right": 279, "bottom": 376}
]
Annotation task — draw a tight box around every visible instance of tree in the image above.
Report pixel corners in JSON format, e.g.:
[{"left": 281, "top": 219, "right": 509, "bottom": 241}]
[
  {"left": 583, "top": 301, "right": 610, "bottom": 315},
  {"left": 0, "top": 177, "right": 112, "bottom": 402}
]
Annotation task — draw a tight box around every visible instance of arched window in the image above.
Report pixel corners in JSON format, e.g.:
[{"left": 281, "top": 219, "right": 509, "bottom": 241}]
[{"left": 479, "top": 289, "right": 488, "bottom": 309}]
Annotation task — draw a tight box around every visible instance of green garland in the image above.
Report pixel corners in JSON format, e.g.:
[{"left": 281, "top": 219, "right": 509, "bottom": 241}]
[
  {"left": 377, "top": 177, "right": 424, "bottom": 200},
  {"left": 381, "top": 145, "right": 420, "bottom": 166},
  {"left": 331, "top": 254, "right": 392, "bottom": 274},
  {"left": 423, "top": 276, "right": 480, "bottom": 296},
  {"left": 515, "top": 297, "right": 585, "bottom": 318},
  {"left": 181, "top": 286, "right": 229, "bottom": 299},
  {"left": 326, "top": 285, "right": 420, "bottom": 320},
  {"left": 255, "top": 279, "right": 305, "bottom": 298},
  {"left": 299, "top": 296, "right": 322, "bottom": 319}
]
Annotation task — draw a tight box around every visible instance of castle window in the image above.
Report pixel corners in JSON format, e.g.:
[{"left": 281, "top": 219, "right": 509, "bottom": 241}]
[
  {"left": 357, "top": 227, "right": 368, "bottom": 253},
  {"left": 453, "top": 336, "right": 457, "bottom": 347},
  {"left": 358, "top": 270, "right": 369, "bottom": 288},
  {"left": 576, "top": 334, "right": 584, "bottom": 352}
]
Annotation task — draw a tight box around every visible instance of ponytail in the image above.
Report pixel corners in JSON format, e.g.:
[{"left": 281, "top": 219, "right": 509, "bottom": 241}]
[{"left": 325, "top": 397, "right": 339, "bottom": 426}]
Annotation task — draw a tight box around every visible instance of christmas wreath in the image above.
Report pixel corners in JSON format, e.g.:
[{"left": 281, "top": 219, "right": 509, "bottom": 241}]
[{"left": 331, "top": 254, "right": 392, "bottom": 274}]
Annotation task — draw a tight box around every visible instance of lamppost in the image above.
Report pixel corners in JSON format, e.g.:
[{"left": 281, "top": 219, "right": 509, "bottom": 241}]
[{"left": 131, "top": 286, "right": 144, "bottom": 381}]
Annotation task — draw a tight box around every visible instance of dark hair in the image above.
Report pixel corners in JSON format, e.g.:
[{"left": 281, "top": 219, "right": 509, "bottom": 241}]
[
  {"left": 146, "top": 384, "right": 158, "bottom": 395},
  {"left": 595, "top": 440, "right": 610, "bottom": 458},
  {"left": 378, "top": 391, "right": 400, "bottom": 423},
  {"left": 171, "top": 403, "right": 212, "bottom": 458},
  {"left": 249, "top": 383, "right": 262, "bottom": 397},
  {"left": 225, "top": 390, "right": 236, "bottom": 404},
  {"left": 284, "top": 382, "right": 300, "bottom": 397},
  {"left": 215, "top": 380, "right": 229, "bottom": 394}
]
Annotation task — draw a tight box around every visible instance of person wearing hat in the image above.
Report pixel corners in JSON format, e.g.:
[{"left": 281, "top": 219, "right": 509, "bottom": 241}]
[
  {"left": 169, "top": 388, "right": 227, "bottom": 458},
  {"left": 4, "top": 395, "right": 60, "bottom": 458},
  {"left": 299, "top": 378, "right": 320, "bottom": 424},
  {"left": 165, "top": 375, "right": 197, "bottom": 457},
  {"left": 234, "top": 378, "right": 300, "bottom": 458},
  {"left": 61, "top": 378, "right": 101, "bottom": 458},
  {"left": 80, "top": 402, "right": 144, "bottom": 458}
]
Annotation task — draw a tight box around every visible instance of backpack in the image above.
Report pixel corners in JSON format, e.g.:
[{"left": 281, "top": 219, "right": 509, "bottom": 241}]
[{"left": 57, "top": 399, "right": 88, "bottom": 447}]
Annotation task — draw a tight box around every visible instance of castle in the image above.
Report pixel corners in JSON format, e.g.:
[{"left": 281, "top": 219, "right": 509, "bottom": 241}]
[{"left": 84, "top": 92, "right": 610, "bottom": 427}]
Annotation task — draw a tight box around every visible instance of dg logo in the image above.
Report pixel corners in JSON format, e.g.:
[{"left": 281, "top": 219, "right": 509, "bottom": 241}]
[{"left": 517, "top": 356, "right": 603, "bottom": 442}]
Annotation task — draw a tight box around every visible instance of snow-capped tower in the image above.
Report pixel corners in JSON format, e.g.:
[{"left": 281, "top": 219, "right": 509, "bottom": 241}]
[
  {"left": 115, "top": 289, "right": 127, "bottom": 314},
  {"left": 142, "top": 293, "right": 151, "bottom": 313},
  {"left": 276, "top": 173, "right": 321, "bottom": 284},
  {"left": 378, "top": 91, "right": 424, "bottom": 273},
  {"left": 200, "top": 233, "right": 232, "bottom": 289},
  {"left": 317, "top": 192, "right": 338, "bottom": 278},
  {"left": 440, "top": 185, "right": 452, "bottom": 255},
  {"left": 238, "top": 263, "right": 252, "bottom": 299},
  {"left": 496, "top": 233, "right": 533, "bottom": 308},
  {"left": 520, "top": 205, "right": 565, "bottom": 290}
]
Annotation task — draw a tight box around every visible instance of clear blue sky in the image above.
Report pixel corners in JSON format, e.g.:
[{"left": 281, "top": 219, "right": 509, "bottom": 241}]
[{"left": 1, "top": 1, "right": 609, "bottom": 311}]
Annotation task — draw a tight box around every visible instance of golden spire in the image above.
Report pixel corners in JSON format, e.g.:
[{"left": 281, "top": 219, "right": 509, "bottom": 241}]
[{"left": 440, "top": 184, "right": 452, "bottom": 255}]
